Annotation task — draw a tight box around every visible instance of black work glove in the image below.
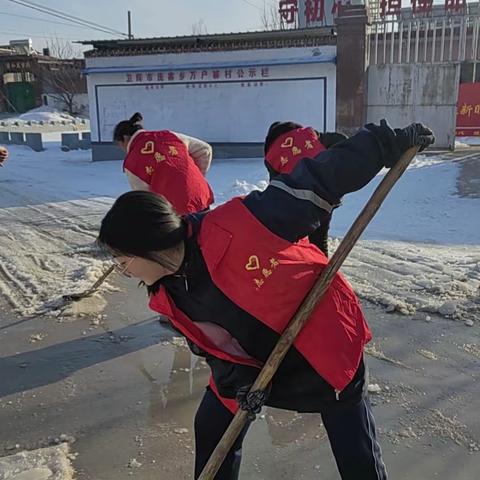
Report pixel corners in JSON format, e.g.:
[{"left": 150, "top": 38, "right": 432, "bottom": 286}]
[
  {"left": 236, "top": 384, "right": 271, "bottom": 421},
  {"left": 394, "top": 122, "right": 435, "bottom": 153},
  {"left": 308, "top": 213, "right": 332, "bottom": 257},
  {"left": 366, "top": 119, "right": 435, "bottom": 168},
  {"left": 317, "top": 131, "right": 348, "bottom": 149}
]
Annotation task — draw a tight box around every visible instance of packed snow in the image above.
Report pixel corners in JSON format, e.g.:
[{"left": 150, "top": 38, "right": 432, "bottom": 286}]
[
  {"left": 0, "top": 141, "right": 479, "bottom": 325},
  {"left": 0, "top": 444, "right": 74, "bottom": 480}
]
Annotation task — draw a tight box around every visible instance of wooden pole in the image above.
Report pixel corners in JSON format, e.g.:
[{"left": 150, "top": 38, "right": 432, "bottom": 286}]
[{"left": 198, "top": 146, "right": 419, "bottom": 480}]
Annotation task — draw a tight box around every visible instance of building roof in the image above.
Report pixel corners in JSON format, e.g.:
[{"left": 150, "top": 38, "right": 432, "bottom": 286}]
[{"left": 79, "top": 28, "right": 337, "bottom": 57}]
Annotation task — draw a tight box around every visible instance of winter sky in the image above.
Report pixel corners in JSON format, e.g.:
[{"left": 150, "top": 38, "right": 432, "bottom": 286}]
[
  {"left": 0, "top": 0, "right": 453, "bottom": 52},
  {"left": 0, "top": 0, "right": 274, "bottom": 50}
]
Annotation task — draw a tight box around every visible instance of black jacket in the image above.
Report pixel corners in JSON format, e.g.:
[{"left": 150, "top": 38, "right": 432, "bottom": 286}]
[{"left": 158, "top": 123, "right": 397, "bottom": 412}]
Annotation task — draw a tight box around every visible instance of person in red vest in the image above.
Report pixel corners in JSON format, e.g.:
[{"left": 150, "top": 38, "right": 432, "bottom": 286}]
[
  {"left": 113, "top": 112, "right": 214, "bottom": 215},
  {"left": 98, "top": 120, "right": 434, "bottom": 480},
  {"left": 264, "top": 122, "right": 347, "bottom": 256},
  {"left": 0, "top": 145, "right": 8, "bottom": 166}
]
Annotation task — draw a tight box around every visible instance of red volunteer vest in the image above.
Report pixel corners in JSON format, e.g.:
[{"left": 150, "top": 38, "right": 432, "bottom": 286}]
[
  {"left": 150, "top": 277, "right": 256, "bottom": 414},
  {"left": 150, "top": 198, "right": 371, "bottom": 411},
  {"left": 265, "top": 127, "right": 326, "bottom": 174},
  {"left": 124, "top": 130, "right": 214, "bottom": 215}
]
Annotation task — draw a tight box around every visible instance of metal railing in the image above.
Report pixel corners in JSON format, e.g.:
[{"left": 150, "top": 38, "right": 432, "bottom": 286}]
[{"left": 369, "top": 14, "right": 480, "bottom": 64}]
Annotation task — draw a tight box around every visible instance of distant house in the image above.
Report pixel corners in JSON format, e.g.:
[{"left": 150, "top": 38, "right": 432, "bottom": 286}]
[{"left": 0, "top": 39, "right": 87, "bottom": 115}]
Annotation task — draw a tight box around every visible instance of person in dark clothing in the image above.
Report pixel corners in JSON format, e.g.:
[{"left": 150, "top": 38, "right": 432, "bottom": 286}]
[
  {"left": 264, "top": 121, "right": 348, "bottom": 256},
  {"left": 98, "top": 120, "right": 434, "bottom": 480}
]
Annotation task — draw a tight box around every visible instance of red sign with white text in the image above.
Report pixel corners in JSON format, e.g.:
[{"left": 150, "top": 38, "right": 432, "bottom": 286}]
[{"left": 456, "top": 82, "right": 480, "bottom": 137}]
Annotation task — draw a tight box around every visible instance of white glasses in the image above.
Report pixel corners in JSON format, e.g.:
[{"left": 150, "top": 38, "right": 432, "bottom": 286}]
[{"left": 112, "top": 257, "right": 135, "bottom": 277}]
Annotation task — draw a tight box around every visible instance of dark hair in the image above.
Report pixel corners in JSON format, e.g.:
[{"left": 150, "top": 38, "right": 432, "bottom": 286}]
[
  {"left": 113, "top": 112, "right": 144, "bottom": 142},
  {"left": 97, "top": 191, "right": 186, "bottom": 260},
  {"left": 264, "top": 121, "right": 303, "bottom": 155}
]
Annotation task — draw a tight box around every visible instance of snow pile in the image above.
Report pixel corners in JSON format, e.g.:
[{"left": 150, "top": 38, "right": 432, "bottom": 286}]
[
  {"left": 455, "top": 140, "right": 470, "bottom": 149},
  {"left": 228, "top": 179, "right": 268, "bottom": 197},
  {"left": 333, "top": 239, "right": 480, "bottom": 324},
  {"left": 456, "top": 136, "right": 480, "bottom": 146},
  {"left": 0, "top": 197, "right": 114, "bottom": 316},
  {"left": 21, "top": 106, "right": 76, "bottom": 123},
  {"left": 0, "top": 444, "right": 75, "bottom": 480},
  {"left": 17, "top": 106, "right": 78, "bottom": 123},
  {"left": 207, "top": 158, "right": 268, "bottom": 205}
]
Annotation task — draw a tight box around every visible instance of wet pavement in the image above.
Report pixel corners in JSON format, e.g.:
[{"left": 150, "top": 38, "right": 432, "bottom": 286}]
[
  {"left": 1, "top": 150, "right": 480, "bottom": 479},
  {"left": 456, "top": 152, "right": 480, "bottom": 198},
  {"left": 1, "top": 274, "right": 479, "bottom": 479}
]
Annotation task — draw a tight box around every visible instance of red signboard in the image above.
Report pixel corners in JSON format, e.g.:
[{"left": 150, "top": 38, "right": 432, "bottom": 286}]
[{"left": 456, "top": 83, "right": 480, "bottom": 137}]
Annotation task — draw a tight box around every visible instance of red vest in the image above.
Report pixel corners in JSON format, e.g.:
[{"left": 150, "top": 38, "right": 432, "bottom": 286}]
[
  {"left": 124, "top": 130, "right": 214, "bottom": 215},
  {"left": 265, "top": 127, "right": 326, "bottom": 174},
  {"left": 150, "top": 198, "right": 371, "bottom": 411}
]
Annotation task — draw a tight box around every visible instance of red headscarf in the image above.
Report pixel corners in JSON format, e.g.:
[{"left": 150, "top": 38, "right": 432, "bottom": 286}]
[{"left": 265, "top": 127, "right": 326, "bottom": 175}]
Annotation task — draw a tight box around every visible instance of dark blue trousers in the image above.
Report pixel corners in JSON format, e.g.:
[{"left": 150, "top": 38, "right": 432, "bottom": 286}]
[{"left": 194, "top": 388, "right": 387, "bottom": 480}]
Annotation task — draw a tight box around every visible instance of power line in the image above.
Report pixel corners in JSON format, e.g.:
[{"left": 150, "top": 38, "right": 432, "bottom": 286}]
[
  {"left": 5, "top": 0, "right": 127, "bottom": 37},
  {"left": 240, "top": 0, "right": 264, "bottom": 11},
  {"left": 240, "top": 0, "right": 282, "bottom": 15},
  {"left": 0, "top": 30, "right": 85, "bottom": 40},
  {"left": 17, "top": 0, "right": 127, "bottom": 36},
  {"left": 0, "top": 10, "right": 97, "bottom": 29}
]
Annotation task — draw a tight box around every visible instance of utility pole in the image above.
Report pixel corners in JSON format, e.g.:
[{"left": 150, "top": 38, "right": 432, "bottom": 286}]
[{"left": 128, "top": 11, "right": 133, "bottom": 39}]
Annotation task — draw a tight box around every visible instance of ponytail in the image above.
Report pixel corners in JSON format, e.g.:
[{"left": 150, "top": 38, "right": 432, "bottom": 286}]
[{"left": 113, "top": 112, "right": 144, "bottom": 142}]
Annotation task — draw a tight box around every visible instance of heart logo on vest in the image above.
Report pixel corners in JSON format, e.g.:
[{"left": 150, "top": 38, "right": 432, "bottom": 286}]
[
  {"left": 245, "top": 255, "right": 260, "bottom": 271},
  {"left": 280, "top": 137, "right": 293, "bottom": 148},
  {"left": 140, "top": 141, "right": 155, "bottom": 154}
]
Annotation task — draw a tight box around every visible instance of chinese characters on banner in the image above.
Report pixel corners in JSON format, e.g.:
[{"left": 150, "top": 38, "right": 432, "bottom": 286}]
[
  {"left": 305, "top": 0, "right": 325, "bottom": 23},
  {"left": 279, "top": 0, "right": 298, "bottom": 23},
  {"left": 279, "top": 0, "right": 467, "bottom": 21},
  {"left": 456, "top": 83, "right": 480, "bottom": 137},
  {"left": 380, "top": 0, "right": 467, "bottom": 16},
  {"left": 444, "top": 0, "right": 466, "bottom": 13},
  {"left": 125, "top": 67, "right": 271, "bottom": 90},
  {"left": 278, "top": 0, "right": 350, "bottom": 26},
  {"left": 411, "top": 0, "right": 433, "bottom": 15},
  {"left": 380, "top": 0, "right": 401, "bottom": 16}
]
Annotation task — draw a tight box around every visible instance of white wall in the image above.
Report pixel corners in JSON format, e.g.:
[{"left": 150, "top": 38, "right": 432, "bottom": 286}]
[
  {"left": 85, "top": 46, "right": 336, "bottom": 143},
  {"left": 367, "top": 64, "right": 460, "bottom": 149}
]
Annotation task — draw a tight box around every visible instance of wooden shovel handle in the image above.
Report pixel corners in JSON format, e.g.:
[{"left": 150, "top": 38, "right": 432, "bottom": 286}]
[{"left": 198, "top": 147, "right": 419, "bottom": 480}]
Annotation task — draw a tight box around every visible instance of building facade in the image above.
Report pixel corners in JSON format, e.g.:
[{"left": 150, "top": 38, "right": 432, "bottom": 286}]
[{"left": 82, "top": 29, "right": 337, "bottom": 160}]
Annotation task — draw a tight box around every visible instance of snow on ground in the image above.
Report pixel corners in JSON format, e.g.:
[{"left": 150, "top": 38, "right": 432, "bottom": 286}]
[
  {"left": 0, "top": 443, "right": 74, "bottom": 480},
  {"left": 0, "top": 196, "right": 114, "bottom": 317},
  {"left": 457, "top": 136, "right": 480, "bottom": 146},
  {"left": 334, "top": 239, "right": 479, "bottom": 322},
  {"left": 0, "top": 143, "right": 126, "bottom": 317},
  {"left": 0, "top": 142, "right": 479, "bottom": 324},
  {"left": 331, "top": 152, "right": 480, "bottom": 244},
  {"left": 1, "top": 107, "right": 89, "bottom": 134}
]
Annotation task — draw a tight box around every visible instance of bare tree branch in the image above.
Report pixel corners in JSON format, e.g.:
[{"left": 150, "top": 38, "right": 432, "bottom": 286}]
[
  {"left": 46, "top": 36, "right": 82, "bottom": 60},
  {"left": 261, "top": 1, "right": 283, "bottom": 30},
  {"left": 191, "top": 19, "right": 208, "bottom": 35},
  {"left": 37, "top": 37, "right": 85, "bottom": 115}
]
